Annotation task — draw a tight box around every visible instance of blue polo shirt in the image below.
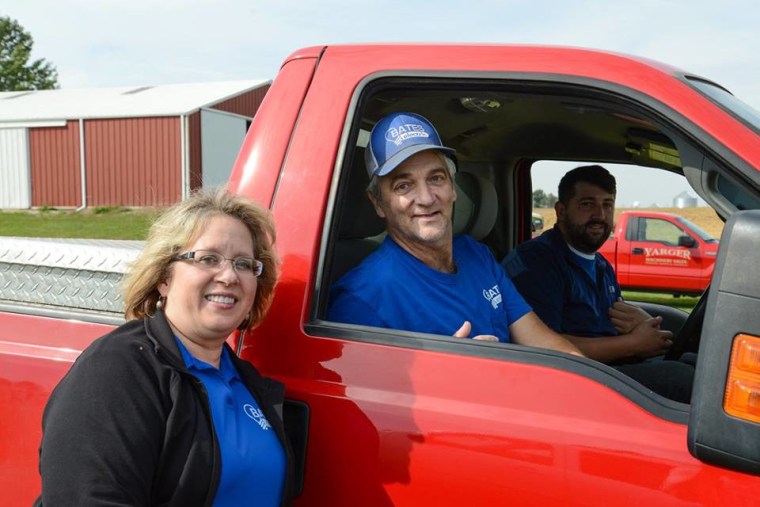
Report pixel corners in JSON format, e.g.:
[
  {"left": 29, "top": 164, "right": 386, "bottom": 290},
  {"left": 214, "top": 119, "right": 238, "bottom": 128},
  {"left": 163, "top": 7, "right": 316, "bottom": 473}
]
[
  {"left": 175, "top": 338, "right": 285, "bottom": 507},
  {"left": 502, "top": 227, "right": 621, "bottom": 337},
  {"left": 329, "top": 235, "right": 531, "bottom": 342}
]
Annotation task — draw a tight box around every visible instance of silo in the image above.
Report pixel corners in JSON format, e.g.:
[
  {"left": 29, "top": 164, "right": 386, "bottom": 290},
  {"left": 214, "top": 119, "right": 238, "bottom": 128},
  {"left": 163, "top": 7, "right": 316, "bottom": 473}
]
[{"left": 673, "top": 191, "right": 697, "bottom": 208}]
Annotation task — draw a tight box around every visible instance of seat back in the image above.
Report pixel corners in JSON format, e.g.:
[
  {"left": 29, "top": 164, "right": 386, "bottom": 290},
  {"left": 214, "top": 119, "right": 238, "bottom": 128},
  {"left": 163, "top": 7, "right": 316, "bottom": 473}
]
[
  {"left": 453, "top": 171, "right": 498, "bottom": 241},
  {"left": 330, "top": 153, "right": 386, "bottom": 285}
]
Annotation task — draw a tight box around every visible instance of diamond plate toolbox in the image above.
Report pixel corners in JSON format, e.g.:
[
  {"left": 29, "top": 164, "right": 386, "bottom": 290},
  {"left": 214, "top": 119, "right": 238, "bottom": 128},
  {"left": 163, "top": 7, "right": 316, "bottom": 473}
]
[{"left": 0, "top": 237, "right": 145, "bottom": 313}]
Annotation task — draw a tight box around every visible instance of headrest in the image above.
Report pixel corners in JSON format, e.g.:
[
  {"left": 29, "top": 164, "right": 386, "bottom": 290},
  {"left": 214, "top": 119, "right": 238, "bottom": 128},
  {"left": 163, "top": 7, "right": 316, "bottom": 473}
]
[
  {"left": 453, "top": 172, "right": 498, "bottom": 240},
  {"left": 337, "top": 150, "right": 386, "bottom": 239}
]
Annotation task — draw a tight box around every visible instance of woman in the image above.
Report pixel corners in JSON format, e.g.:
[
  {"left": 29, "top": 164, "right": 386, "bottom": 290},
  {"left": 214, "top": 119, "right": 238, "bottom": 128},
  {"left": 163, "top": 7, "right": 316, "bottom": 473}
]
[{"left": 36, "top": 188, "right": 293, "bottom": 506}]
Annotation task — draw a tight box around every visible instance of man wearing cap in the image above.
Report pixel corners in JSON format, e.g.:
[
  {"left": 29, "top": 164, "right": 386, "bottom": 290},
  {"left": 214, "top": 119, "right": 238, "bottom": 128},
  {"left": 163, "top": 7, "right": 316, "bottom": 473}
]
[{"left": 328, "top": 112, "right": 582, "bottom": 355}]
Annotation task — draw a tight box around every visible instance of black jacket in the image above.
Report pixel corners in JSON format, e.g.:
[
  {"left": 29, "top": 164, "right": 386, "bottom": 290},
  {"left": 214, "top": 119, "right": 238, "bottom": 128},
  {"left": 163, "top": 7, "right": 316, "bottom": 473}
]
[{"left": 36, "top": 310, "right": 294, "bottom": 506}]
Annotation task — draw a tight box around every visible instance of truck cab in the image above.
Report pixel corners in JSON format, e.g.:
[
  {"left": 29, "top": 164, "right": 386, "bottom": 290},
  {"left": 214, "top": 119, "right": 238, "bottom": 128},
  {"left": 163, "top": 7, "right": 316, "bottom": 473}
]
[
  {"left": 600, "top": 210, "right": 720, "bottom": 295},
  {"left": 228, "top": 44, "right": 760, "bottom": 505}
]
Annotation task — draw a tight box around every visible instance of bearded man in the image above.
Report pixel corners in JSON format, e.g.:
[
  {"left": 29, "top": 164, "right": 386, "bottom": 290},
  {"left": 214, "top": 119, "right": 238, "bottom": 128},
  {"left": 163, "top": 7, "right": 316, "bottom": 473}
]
[{"left": 503, "top": 165, "right": 694, "bottom": 402}]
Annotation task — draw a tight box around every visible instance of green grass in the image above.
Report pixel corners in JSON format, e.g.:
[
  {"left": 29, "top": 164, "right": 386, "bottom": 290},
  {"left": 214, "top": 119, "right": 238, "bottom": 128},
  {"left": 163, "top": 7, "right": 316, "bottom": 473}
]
[
  {"left": 622, "top": 291, "right": 700, "bottom": 313},
  {"left": 0, "top": 207, "right": 161, "bottom": 240}
]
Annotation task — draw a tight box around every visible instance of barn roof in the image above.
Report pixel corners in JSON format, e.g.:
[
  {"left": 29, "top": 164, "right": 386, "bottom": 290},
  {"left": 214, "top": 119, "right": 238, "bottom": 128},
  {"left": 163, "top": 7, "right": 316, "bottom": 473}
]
[{"left": 0, "top": 80, "right": 270, "bottom": 124}]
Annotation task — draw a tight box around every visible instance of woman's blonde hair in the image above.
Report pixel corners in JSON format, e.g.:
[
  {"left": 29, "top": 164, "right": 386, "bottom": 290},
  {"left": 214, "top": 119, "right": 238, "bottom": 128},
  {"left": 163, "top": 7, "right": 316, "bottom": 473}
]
[{"left": 122, "top": 187, "right": 279, "bottom": 330}]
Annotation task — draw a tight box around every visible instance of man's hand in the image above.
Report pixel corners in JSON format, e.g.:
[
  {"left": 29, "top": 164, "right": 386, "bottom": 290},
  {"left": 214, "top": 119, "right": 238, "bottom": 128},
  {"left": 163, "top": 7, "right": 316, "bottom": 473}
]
[
  {"left": 628, "top": 317, "right": 673, "bottom": 359},
  {"left": 609, "top": 299, "right": 653, "bottom": 335},
  {"left": 453, "top": 321, "right": 499, "bottom": 342},
  {"left": 563, "top": 312, "right": 671, "bottom": 363}
]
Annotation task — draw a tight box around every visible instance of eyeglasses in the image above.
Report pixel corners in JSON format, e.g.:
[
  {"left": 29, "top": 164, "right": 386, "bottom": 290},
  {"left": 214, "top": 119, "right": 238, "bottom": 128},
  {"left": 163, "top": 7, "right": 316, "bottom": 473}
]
[{"left": 173, "top": 250, "right": 264, "bottom": 277}]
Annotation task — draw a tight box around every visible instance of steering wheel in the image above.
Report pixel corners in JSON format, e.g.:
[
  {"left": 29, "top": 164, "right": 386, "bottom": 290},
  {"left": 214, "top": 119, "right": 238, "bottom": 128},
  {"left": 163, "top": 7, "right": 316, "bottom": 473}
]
[{"left": 664, "top": 285, "right": 710, "bottom": 361}]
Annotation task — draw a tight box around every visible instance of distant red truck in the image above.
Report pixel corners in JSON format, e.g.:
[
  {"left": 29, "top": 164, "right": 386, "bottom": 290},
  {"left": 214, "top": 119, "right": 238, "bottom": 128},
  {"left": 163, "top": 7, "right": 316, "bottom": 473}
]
[{"left": 598, "top": 210, "right": 719, "bottom": 295}]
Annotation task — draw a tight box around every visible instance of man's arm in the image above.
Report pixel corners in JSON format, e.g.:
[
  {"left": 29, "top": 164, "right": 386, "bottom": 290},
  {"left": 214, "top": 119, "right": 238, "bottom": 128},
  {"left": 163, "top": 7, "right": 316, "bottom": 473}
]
[
  {"left": 509, "top": 312, "right": 585, "bottom": 357},
  {"left": 505, "top": 241, "right": 670, "bottom": 363},
  {"left": 563, "top": 316, "right": 673, "bottom": 362}
]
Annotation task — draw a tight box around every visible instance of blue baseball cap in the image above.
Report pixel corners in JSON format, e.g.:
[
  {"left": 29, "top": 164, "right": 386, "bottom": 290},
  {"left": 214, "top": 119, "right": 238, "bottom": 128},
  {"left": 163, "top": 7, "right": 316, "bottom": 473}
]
[{"left": 365, "top": 112, "right": 456, "bottom": 179}]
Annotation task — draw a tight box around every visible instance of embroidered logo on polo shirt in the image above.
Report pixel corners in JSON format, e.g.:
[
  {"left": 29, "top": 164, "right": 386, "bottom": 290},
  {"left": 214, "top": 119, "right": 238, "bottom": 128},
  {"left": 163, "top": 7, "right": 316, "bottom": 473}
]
[
  {"left": 483, "top": 285, "right": 502, "bottom": 309},
  {"left": 243, "top": 404, "right": 272, "bottom": 430}
]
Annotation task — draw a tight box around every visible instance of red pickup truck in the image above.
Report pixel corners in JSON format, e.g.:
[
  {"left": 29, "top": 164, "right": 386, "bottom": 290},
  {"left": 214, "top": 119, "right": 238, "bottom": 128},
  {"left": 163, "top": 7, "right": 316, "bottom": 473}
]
[
  {"left": 598, "top": 210, "right": 719, "bottom": 295},
  {"left": 4, "top": 44, "right": 760, "bottom": 506}
]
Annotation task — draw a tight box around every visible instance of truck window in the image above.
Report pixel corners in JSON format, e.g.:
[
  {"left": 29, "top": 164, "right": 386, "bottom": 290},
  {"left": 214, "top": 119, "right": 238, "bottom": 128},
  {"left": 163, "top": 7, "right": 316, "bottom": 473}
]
[
  {"left": 686, "top": 77, "right": 760, "bottom": 133},
  {"left": 675, "top": 216, "right": 718, "bottom": 242},
  {"left": 637, "top": 217, "right": 686, "bottom": 245},
  {"left": 317, "top": 73, "right": 756, "bottom": 413},
  {"left": 530, "top": 161, "right": 714, "bottom": 239},
  {"left": 532, "top": 161, "right": 707, "bottom": 209}
]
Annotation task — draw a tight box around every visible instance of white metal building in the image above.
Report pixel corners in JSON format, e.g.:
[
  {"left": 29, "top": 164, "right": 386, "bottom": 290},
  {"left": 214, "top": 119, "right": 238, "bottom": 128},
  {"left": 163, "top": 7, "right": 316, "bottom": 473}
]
[{"left": 0, "top": 80, "right": 270, "bottom": 209}]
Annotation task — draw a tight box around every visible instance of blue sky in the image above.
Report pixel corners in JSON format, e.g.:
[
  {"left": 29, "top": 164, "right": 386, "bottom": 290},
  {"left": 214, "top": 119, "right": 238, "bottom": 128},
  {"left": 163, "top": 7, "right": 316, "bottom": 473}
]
[{"left": 6, "top": 0, "right": 759, "bottom": 206}]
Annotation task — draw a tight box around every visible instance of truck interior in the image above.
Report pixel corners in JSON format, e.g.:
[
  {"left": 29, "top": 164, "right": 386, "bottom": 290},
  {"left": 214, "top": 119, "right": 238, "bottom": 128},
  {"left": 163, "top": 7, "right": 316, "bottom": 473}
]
[{"left": 318, "top": 73, "right": 760, "bottom": 408}]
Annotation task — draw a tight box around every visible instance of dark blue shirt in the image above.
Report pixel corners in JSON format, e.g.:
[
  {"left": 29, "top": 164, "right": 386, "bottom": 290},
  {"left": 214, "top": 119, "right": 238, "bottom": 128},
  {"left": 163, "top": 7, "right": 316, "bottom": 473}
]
[
  {"left": 502, "top": 227, "right": 621, "bottom": 337},
  {"left": 175, "top": 338, "right": 285, "bottom": 507}
]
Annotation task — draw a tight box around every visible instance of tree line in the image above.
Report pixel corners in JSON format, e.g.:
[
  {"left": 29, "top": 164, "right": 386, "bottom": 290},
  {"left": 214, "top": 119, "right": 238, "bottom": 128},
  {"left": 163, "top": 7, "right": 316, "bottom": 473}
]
[{"left": 533, "top": 189, "right": 558, "bottom": 208}]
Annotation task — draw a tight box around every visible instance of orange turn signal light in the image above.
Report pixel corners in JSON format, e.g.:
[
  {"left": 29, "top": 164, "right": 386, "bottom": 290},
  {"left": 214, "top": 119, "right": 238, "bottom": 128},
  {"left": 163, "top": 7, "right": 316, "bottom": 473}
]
[{"left": 724, "top": 334, "right": 760, "bottom": 424}]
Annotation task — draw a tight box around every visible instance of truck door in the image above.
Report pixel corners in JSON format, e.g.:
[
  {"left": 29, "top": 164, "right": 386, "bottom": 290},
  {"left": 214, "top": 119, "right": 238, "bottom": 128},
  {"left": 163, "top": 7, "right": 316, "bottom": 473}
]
[{"left": 626, "top": 215, "right": 702, "bottom": 293}]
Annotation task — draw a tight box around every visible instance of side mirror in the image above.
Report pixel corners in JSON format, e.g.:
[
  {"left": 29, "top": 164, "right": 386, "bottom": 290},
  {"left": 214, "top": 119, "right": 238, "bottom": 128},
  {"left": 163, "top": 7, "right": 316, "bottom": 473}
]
[
  {"left": 678, "top": 235, "right": 697, "bottom": 248},
  {"left": 688, "top": 210, "right": 760, "bottom": 475}
]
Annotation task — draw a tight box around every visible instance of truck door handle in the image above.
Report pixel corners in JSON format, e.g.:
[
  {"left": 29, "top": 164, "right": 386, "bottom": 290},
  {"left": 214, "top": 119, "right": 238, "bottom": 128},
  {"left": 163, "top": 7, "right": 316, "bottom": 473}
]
[{"left": 632, "top": 248, "right": 644, "bottom": 255}]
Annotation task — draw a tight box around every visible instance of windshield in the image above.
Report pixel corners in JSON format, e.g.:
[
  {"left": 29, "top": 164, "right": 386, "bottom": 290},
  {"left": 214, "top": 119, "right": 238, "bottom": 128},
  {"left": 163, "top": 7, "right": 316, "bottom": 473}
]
[
  {"left": 687, "top": 78, "right": 760, "bottom": 133},
  {"left": 676, "top": 215, "right": 718, "bottom": 243}
]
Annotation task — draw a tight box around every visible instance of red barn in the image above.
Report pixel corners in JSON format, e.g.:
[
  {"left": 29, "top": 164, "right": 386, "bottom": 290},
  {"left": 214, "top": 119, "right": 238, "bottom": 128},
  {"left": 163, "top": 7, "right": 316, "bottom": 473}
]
[{"left": 0, "top": 80, "right": 270, "bottom": 209}]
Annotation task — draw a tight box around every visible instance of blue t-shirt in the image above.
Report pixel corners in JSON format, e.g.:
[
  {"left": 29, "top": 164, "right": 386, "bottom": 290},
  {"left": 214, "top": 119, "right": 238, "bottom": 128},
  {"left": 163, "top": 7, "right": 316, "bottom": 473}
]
[
  {"left": 502, "top": 227, "right": 621, "bottom": 337},
  {"left": 328, "top": 235, "right": 531, "bottom": 342},
  {"left": 570, "top": 248, "right": 597, "bottom": 280},
  {"left": 175, "top": 338, "right": 285, "bottom": 507}
]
